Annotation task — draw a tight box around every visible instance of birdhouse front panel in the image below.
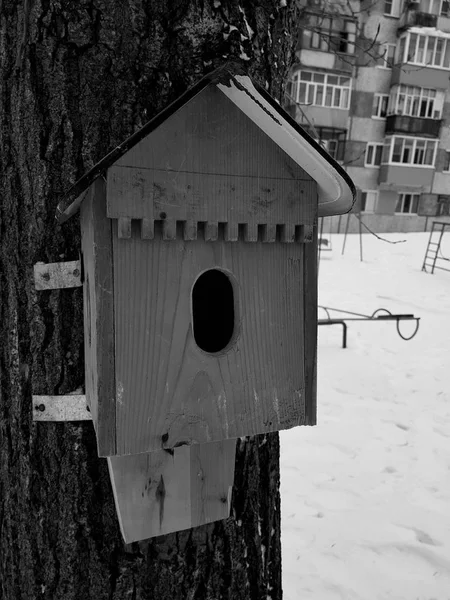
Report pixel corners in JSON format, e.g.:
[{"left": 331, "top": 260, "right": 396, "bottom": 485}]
[
  {"left": 112, "top": 227, "right": 308, "bottom": 455},
  {"left": 100, "top": 85, "right": 317, "bottom": 457}
]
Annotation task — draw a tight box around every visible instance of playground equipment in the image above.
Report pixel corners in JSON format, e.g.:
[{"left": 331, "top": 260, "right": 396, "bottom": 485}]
[
  {"left": 422, "top": 221, "right": 450, "bottom": 274},
  {"left": 318, "top": 306, "right": 420, "bottom": 349}
]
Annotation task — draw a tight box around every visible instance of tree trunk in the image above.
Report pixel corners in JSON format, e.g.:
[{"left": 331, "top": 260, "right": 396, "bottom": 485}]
[{"left": 0, "top": 2, "right": 297, "bottom": 598}]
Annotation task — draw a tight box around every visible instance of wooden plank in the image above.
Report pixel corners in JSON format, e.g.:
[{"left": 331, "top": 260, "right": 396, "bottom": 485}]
[
  {"left": 183, "top": 220, "right": 197, "bottom": 241},
  {"left": 263, "top": 224, "right": 276, "bottom": 242},
  {"left": 118, "top": 217, "right": 131, "bottom": 239},
  {"left": 107, "top": 167, "right": 316, "bottom": 233},
  {"left": 302, "top": 224, "right": 314, "bottom": 243},
  {"left": 107, "top": 439, "right": 236, "bottom": 543},
  {"left": 80, "top": 179, "right": 116, "bottom": 456},
  {"left": 244, "top": 223, "right": 258, "bottom": 242},
  {"left": 162, "top": 219, "right": 176, "bottom": 240},
  {"left": 34, "top": 260, "right": 82, "bottom": 290},
  {"left": 205, "top": 222, "right": 218, "bottom": 241},
  {"left": 32, "top": 394, "right": 90, "bottom": 421},
  {"left": 141, "top": 218, "right": 154, "bottom": 239},
  {"left": 190, "top": 439, "right": 235, "bottom": 528},
  {"left": 303, "top": 221, "right": 318, "bottom": 426},
  {"left": 225, "top": 222, "right": 238, "bottom": 242},
  {"left": 282, "top": 224, "right": 295, "bottom": 243},
  {"left": 113, "top": 227, "right": 306, "bottom": 456}
]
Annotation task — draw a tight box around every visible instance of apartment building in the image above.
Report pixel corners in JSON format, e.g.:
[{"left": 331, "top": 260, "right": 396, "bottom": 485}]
[{"left": 287, "top": 0, "right": 450, "bottom": 232}]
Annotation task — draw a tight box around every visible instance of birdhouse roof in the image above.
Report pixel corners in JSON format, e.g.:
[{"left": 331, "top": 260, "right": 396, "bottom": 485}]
[{"left": 56, "top": 63, "right": 355, "bottom": 223}]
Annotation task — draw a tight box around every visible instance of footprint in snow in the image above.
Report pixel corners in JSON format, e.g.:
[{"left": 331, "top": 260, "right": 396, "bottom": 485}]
[
  {"left": 413, "top": 528, "right": 441, "bottom": 547},
  {"left": 383, "top": 466, "right": 397, "bottom": 474},
  {"left": 395, "top": 423, "right": 410, "bottom": 431}
]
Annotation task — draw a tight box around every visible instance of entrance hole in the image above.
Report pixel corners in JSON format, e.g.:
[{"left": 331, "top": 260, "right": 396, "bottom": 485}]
[{"left": 192, "top": 269, "right": 235, "bottom": 353}]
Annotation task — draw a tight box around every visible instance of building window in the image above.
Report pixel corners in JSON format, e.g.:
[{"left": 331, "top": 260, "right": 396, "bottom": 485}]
[
  {"left": 383, "top": 136, "right": 437, "bottom": 166},
  {"left": 377, "top": 43, "right": 396, "bottom": 68},
  {"left": 365, "top": 143, "right": 384, "bottom": 167},
  {"left": 442, "top": 1, "right": 450, "bottom": 17},
  {"left": 388, "top": 85, "right": 443, "bottom": 118},
  {"left": 304, "top": 126, "right": 346, "bottom": 162},
  {"left": 337, "top": 20, "right": 357, "bottom": 54},
  {"left": 307, "top": 15, "right": 356, "bottom": 55},
  {"left": 438, "top": 195, "right": 450, "bottom": 215},
  {"left": 395, "top": 193, "right": 420, "bottom": 214},
  {"left": 290, "top": 71, "right": 351, "bottom": 109},
  {"left": 384, "top": 0, "right": 400, "bottom": 16},
  {"left": 421, "top": 0, "right": 441, "bottom": 14},
  {"left": 443, "top": 151, "right": 450, "bottom": 171},
  {"left": 372, "top": 94, "right": 389, "bottom": 118},
  {"left": 398, "top": 31, "right": 450, "bottom": 68},
  {"left": 361, "top": 190, "right": 379, "bottom": 213}
]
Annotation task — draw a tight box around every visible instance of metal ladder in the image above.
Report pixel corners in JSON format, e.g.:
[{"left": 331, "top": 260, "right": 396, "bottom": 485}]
[{"left": 422, "top": 221, "right": 450, "bottom": 274}]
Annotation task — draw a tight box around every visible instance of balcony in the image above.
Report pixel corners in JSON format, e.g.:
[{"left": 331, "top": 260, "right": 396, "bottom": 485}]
[
  {"left": 398, "top": 10, "right": 437, "bottom": 31},
  {"left": 385, "top": 115, "right": 442, "bottom": 137},
  {"left": 378, "top": 165, "right": 434, "bottom": 190}
]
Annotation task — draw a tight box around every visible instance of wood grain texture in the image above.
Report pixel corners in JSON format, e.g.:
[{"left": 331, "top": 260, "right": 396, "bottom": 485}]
[
  {"left": 106, "top": 86, "right": 315, "bottom": 233},
  {"left": 303, "top": 223, "right": 318, "bottom": 425},
  {"left": 32, "top": 395, "right": 91, "bottom": 421},
  {"left": 113, "top": 223, "right": 306, "bottom": 456},
  {"left": 80, "top": 180, "right": 116, "bottom": 456},
  {"left": 107, "top": 439, "right": 236, "bottom": 543},
  {"left": 33, "top": 260, "right": 82, "bottom": 290}
]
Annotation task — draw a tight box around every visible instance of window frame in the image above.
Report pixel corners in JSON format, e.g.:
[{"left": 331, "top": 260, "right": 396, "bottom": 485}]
[
  {"left": 443, "top": 150, "right": 450, "bottom": 171},
  {"left": 303, "top": 125, "right": 347, "bottom": 162},
  {"left": 377, "top": 42, "right": 397, "bottom": 68},
  {"left": 360, "top": 190, "right": 379, "bottom": 213},
  {"left": 388, "top": 85, "right": 442, "bottom": 119},
  {"left": 442, "top": 0, "right": 450, "bottom": 17},
  {"left": 437, "top": 195, "right": 450, "bottom": 216},
  {"left": 384, "top": 0, "right": 399, "bottom": 16},
  {"left": 395, "top": 193, "right": 420, "bottom": 215},
  {"left": 421, "top": 0, "right": 441, "bottom": 14},
  {"left": 291, "top": 70, "right": 352, "bottom": 110},
  {"left": 307, "top": 15, "right": 357, "bottom": 55},
  {"left": 365, "top": 143, "right": 384, "bottom": 167},
  {"left": 372, "top": 93, "right": 390, "bottom": 119},
  {"left": 382, "top": 136, "right": 438, "bottom": 167},
  {"left": 397, "top": 31, "right": 450, "bottom": 69}
]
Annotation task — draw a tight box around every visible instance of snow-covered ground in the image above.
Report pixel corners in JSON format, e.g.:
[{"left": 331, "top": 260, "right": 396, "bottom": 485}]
[{"left": 281, "top": 231, "right": 450, "bottom": 600}]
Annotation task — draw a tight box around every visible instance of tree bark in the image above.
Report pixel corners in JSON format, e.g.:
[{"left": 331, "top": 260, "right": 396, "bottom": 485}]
[{"left": 0, "top": 2, "right": 297, "bottom": 598}]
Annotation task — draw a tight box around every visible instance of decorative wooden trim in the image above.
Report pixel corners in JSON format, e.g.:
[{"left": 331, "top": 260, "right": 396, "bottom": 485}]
[
  {"left": 112, "top": 219, "right": 314, "bottom": 243},
  {"left": 34, "top": 260, "right": 82, "bottom": 290},
  {"left": 32, "top": 395, "right": 91, "bottom": 421}
]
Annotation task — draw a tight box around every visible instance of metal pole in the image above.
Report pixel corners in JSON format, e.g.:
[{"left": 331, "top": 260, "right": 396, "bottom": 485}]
[
  {"left": 359, "top": 212, "right": 363, "bottom": 262},
  {"left": 342, "top": 213, "right": 350, "bottom": 255}
]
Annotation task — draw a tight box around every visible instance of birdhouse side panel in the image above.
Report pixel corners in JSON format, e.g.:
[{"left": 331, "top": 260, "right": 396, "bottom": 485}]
[
  {"left": 80, "top": 179, "right": 116, "bottom": 456},
  {"left": 111, "top": 223, "right": 307, "bottom": 456},
  {"left": 303, "top": 223, "right": 318, "bottom": 425}
]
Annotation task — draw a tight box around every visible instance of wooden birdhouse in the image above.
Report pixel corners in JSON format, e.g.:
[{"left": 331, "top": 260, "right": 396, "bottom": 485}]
[{"left": 56, "top": 64, "right": 355, "bottom": 541}]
